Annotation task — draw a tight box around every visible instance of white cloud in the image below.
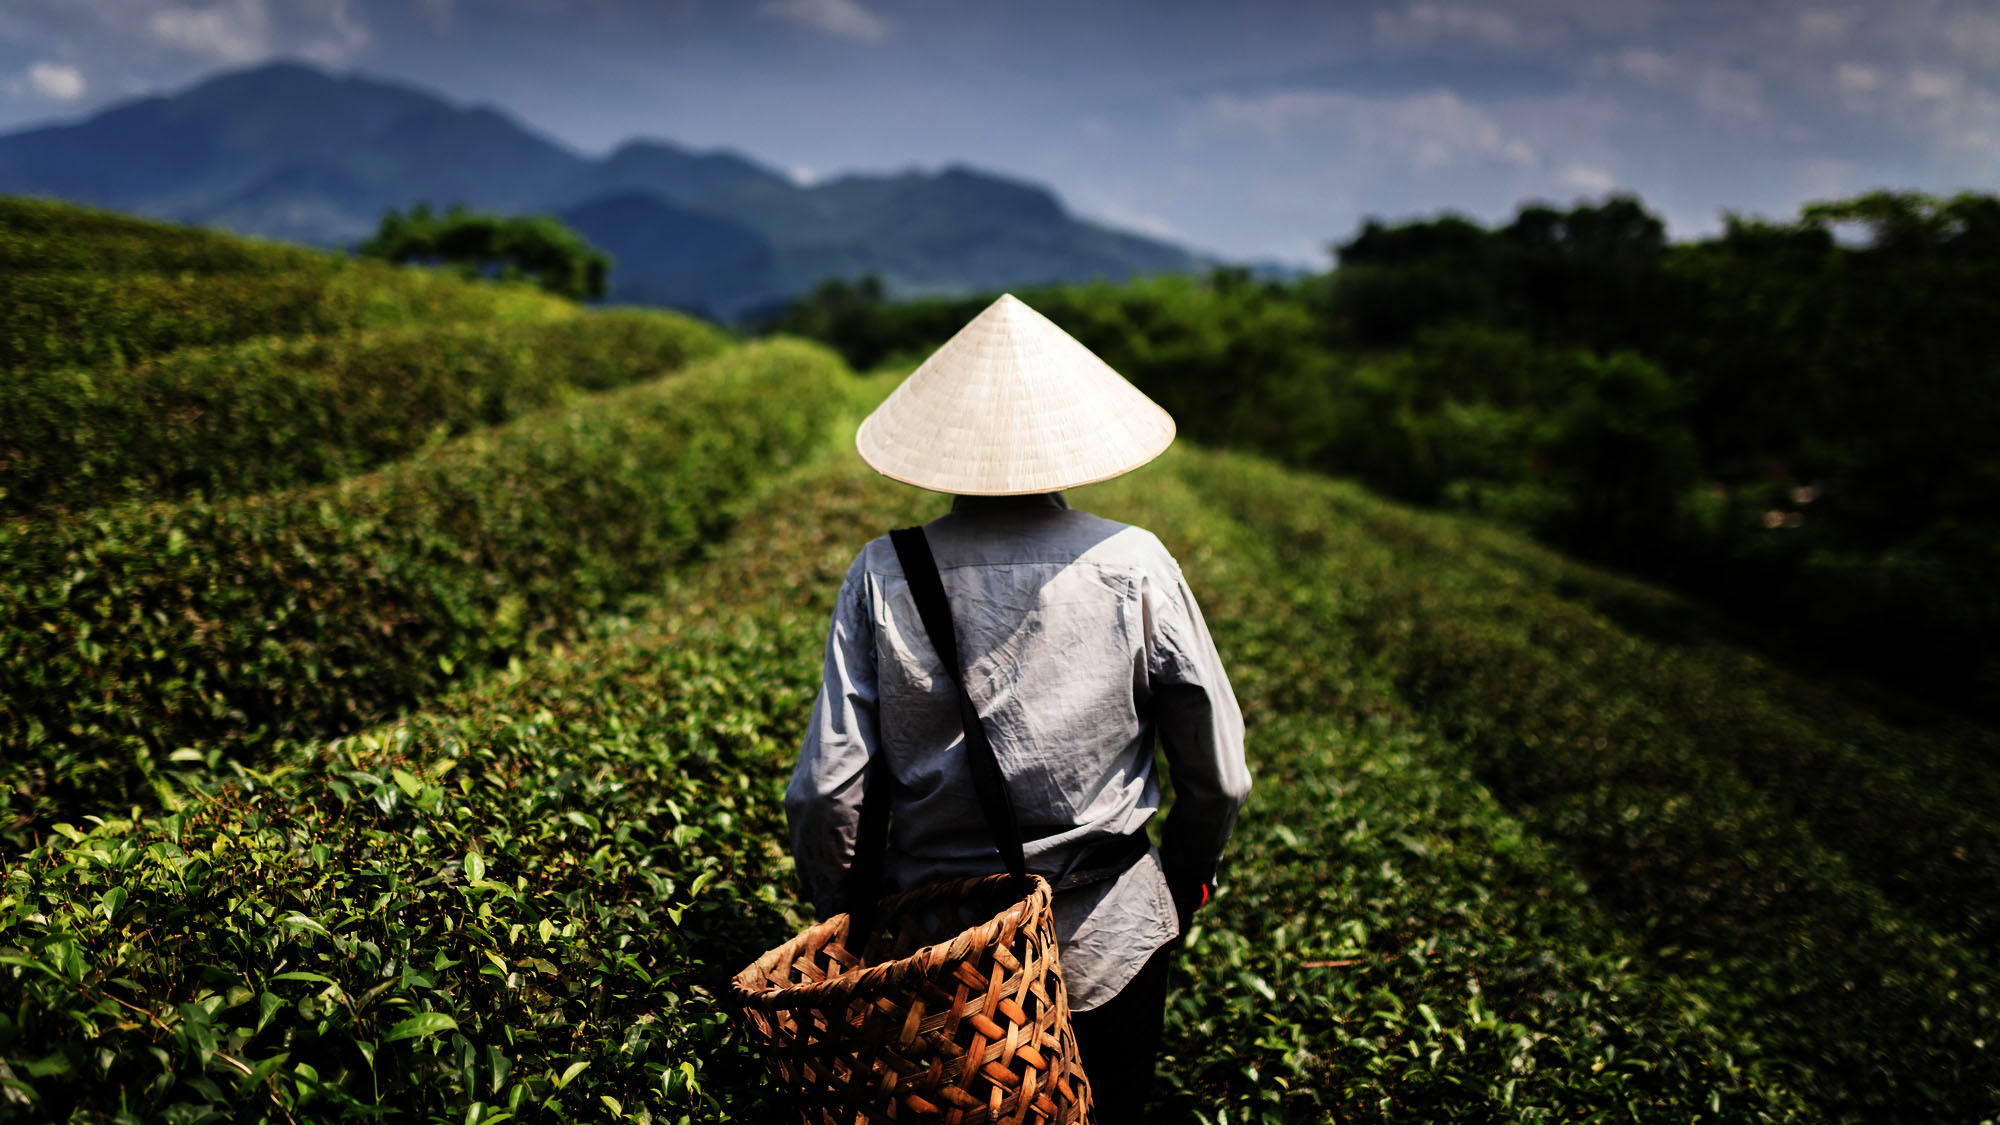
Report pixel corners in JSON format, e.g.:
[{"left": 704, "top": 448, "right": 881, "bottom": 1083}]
[
  {"left": 1941, "top": 12, "right": 2000, "bottom": 67},
  {"left": 1607, "top": 47, "right": 1675, "bottom": 85},
  {"left": 1907, "top": 66, "right": 1961, "bottom": 101},
  {"left": 1073, "top": 195, "right": 1189, "bottom": 244},
  {"left": 1836, "top": 62, "right": 1883, "bottom": 93},
  {"left": 759, "top": 0, "right": 888, "bottom": 43},
  {"left": 296, "top": 0, "right": 368, "bottom": 64},
  {"left": 1206, "top": 88, "right": 1542, "bottom": 172},
  {"left": 148, "top": 1, "right": 269, "bottom": 63},
  {"left": 1374, "top": 3, "right": 1524, "bottom": 49},
  {"left": 1592, "top": 50, "right": 1768, "bottom": 127},
  {"left": 1374, "top": 0, "right": 1665, "bottom": 50},
  {"left": 106, "top": 0, "right": 368, "bottom": 65},
  {"left": 1559, "top": 164, "right": 1616, "bottom": 193},
  {"left": 1796, "top": 8, "right": 1852, "bottom": 47},
  {"left": 1693, "top": 66, "right": 1765, "bottom": 121},
  {"left": 23, "top": 61, "right": 86, "bottom": 100},
  {"left": 1173, "top": 84, "right": 1632, "bottom": 257},
  {"left": 1796, "top": 157, "right": 1861, "bottom": 198},
  {"left": 1867, "top": 60, "right": 2000, "bottom": 168}
]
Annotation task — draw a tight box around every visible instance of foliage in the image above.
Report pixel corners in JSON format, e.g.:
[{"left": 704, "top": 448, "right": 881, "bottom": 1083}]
[
  {"left": 1175, "top": 452, "right": 2000, "bottom": 1119},
  {"left": 0, "top": 196, "right": 331, "bottom": 275},
  {"left": 0, "top": 602, "right": 810, "bottom": 1124},
  {"left": 361, "top": 204, "right": 612, "bottom": 302},
  {"left": 1, "top": 309, "right": 728, "bottom": 516},
  {"left": 0, "top": 266, "right": 571, "bottom": 376},
  {"left": 0, "top": 397, "right": 916, "bottom": 1124},
  {"left": 11, "top": 437, "right": 1996, "bottom": 1120},
  {"left": 1329, "top": 194, "right": 1671, "bottom": 353},
  {"left": 0, "top": 339, "right": 847, "bottom": 842}
]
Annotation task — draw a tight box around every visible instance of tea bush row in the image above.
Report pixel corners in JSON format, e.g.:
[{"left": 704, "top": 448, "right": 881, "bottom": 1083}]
[
  {"left": 1045, "top": 459, "right": 1815, "bottom": 1121},
  {"left": 2, "top": 309, "right": 729, "bottom": 516},
  {"left": 0, "top": 264, "right": 573, "bottom": 375},
  {"left": 0, "top": 444, "right": 1869, "bottom": 1122},
  {"left": 1179, "top": 453, "right": 2000, "bottom": 1118},
  {"left": 0, "top": 421, "right": 922, "bottom": 1124},
  {"left": 0, "top": 339, "right": 846, "bottom": 842},
  {"left": 0, "top": 197, "right": 331, "bottom": 275},
  {"left": 0, "top": 615, "right": 810, "bottom": 1124},
  {"left": 1194, "top": 456, "right": 2000, "bottom": 948},
  {"left": 4, "top": 375, "right": 1991, "bottom": 1118},
  {"left": 0, "top": 448, "right": 1752, "bottom": 1120}
]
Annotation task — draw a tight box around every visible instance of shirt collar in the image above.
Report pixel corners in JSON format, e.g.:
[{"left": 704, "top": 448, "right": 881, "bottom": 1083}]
[{"left": 949, "top": 491, "right": 1070, "bottom": 514}]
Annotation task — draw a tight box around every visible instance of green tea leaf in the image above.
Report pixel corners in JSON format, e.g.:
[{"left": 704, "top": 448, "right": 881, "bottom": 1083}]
[
  {"left": 551, "top": 1060, "right": 589, "bottom": 1090},
  {"left": 384, "top": 1012, "right": 458, "bottom": 1043}
]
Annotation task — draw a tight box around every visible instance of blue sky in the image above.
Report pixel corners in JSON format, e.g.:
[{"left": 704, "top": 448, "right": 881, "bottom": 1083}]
[{"left": 1, "top": 0, "right": 1996, "bottom": 263}]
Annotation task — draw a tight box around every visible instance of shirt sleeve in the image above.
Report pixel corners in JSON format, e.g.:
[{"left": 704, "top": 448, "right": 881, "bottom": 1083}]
[
  {"left": 1146, "top": 555, "right": 1251, "bottom": 892},
  {"left": 784, "top": 553, "right": 881, "bottom": 919}
]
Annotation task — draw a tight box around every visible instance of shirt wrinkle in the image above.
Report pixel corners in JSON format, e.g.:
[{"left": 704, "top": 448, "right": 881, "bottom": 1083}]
[{"left": 785, "top": 496, "right": 1250, "bottom": 1011}]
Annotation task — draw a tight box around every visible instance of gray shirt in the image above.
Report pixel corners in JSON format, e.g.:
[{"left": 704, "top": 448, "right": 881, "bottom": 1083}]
[{"left": 785, "top": 492, "right": 1251, "bottom": 1010}]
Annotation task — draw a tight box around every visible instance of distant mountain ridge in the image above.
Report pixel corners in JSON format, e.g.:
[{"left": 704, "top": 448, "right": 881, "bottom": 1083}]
[{"left": 0, "top": 61, "right": 1207, "bottom": 317}]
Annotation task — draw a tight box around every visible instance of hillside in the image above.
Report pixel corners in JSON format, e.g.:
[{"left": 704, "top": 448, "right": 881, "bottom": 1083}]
[
  {"left": 1, "top": 203, "right": 1996, "bottom": 1122},
  {"left": 0, "top": 61, "right": 1204, "bottom": 317}
]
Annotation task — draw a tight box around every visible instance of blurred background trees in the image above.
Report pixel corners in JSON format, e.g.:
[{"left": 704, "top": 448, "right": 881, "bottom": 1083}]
[{"left": 362, "top": 203, "right": 611, "bottom": 300}]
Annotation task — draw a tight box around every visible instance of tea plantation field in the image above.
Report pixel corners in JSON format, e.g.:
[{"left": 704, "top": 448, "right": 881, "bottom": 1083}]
[{"left": 3, "top": 201, "right": 1997, "bottom": 1123}]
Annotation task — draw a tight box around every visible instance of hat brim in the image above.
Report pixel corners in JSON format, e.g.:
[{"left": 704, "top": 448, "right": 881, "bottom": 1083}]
[
  {"left": 853, "top": 293, "right": 1178, "bottom": 496},
  {"left": 856, "top": 409, "right": 1176, "bottom": 495}
]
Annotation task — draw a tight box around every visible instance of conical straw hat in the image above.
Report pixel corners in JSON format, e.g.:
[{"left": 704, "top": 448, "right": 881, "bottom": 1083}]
[{"left": 856, "top": 293, "right": 1176, "bottom": 495}]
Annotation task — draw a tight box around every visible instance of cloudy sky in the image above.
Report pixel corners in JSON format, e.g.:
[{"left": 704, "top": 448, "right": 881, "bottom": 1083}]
[{"left": 1, "top": 0, "right": 1996, "bottom": 262}]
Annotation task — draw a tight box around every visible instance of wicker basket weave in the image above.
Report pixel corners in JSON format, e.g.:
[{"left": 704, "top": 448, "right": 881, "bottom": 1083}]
[{"left": 732, "top": 873, "right": 1094, "bottom": 1123}]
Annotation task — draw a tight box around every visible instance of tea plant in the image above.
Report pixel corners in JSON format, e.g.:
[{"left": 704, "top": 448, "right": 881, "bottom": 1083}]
[
  {"left": 2, "top": 309, "right": 727, "bottom": 516},
  {"left": 0, "top": 340, "right": 845, "bottom": 839}
]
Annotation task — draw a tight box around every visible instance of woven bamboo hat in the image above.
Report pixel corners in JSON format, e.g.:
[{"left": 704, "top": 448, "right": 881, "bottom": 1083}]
[{"left": 856, "top": 293, "right": 1176, "bottom": 495}]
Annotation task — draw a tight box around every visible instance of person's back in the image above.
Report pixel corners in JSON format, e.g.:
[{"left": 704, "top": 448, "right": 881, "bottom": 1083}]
[{"left": 784, "top": 294, "right": 1251, "bottom": 1123}]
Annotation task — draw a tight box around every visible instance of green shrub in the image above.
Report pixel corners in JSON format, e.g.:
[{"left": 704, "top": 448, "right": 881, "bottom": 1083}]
[
  {"left": 0, "top": 454, "right": 923, "bottom": 1124},
  {"left": 0, "top": 447, "right": 1834, "bottom": 1123},
  {"left": 0, "top": 264, "right": 573, "bottom": 375},
  {"left": 4, "top": 362, "right": 1995, "bottom": 1120},
  {"left": 1178, "top": 452, "right": 2000, "bottom": 1118},
  {"left": 0, "top": 621, "right": 809, "bottom": 1123},
  {"left": 0, "top": 339, "right": 846, "bottom": 838},
  {"left": 0, "top": 196, "right": 330, "bottom": 275},
  {"left": 361, "top": 203, "right": 612, "bottom": 301},
  {"left": 1, "top": 309, "right": 729, "bottom": 516},
  {"left": 8, "top": 439, "right": 1996, "bottom": 1120}
]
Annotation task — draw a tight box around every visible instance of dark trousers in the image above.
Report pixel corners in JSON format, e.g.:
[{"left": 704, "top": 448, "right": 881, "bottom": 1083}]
[{"left": 1070, "top": 940, "right": 1176, "bottom": 1125}]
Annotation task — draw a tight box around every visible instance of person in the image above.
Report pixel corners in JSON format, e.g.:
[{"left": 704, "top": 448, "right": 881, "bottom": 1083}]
[{"left": 785, "top": 293, "right": 1251, "bottom": 1124}]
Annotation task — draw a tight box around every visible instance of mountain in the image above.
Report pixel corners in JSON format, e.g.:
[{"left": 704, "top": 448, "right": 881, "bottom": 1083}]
[
  {"left": 0, "top": 61, "right": 1206, "bottom": 318},
  {"left": 550, "top": 140, "right": 789, "bottom": 211},
  {"left": 0, "top": 63, "right": 585, "bottom": 245},
  {"left": 560, "top": 192, "right": 781, "bottom": 318}
]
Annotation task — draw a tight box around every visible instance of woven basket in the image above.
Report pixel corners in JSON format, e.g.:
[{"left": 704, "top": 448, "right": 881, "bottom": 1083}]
[{"left": 732, "top": 873, "right": 1094, "bottom": 1123}]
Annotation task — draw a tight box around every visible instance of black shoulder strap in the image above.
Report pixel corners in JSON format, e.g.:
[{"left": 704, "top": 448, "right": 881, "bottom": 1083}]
[{"left": 888, "top": 526, "right": 1029, "bottom": 885}]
